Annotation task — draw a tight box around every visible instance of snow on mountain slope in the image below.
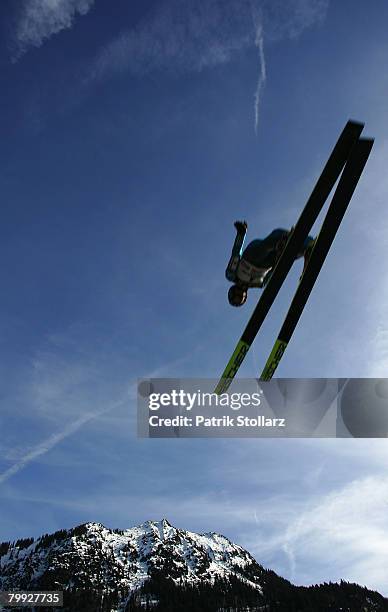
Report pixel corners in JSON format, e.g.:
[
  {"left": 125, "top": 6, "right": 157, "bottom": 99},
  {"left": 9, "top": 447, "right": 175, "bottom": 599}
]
[{"left": 0, "top": 519, "right": 264, "bottom": 594}]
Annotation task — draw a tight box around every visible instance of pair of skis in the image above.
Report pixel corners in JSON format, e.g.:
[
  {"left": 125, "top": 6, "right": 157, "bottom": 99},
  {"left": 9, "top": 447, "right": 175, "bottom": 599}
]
[{"left": 215, "top": 121, "right": 374, "bottom": 394}]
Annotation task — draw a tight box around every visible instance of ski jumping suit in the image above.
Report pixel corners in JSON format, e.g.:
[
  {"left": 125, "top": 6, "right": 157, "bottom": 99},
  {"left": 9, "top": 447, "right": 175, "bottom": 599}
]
[{"left": 226, "top": 228, "right": 315, "bottom": 288}]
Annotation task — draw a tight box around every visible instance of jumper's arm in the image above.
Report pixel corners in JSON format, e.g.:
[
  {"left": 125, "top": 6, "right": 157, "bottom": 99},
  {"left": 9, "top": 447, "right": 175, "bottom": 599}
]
[{"left": 225, "top": 222, "right": 247, "bottom": 282}]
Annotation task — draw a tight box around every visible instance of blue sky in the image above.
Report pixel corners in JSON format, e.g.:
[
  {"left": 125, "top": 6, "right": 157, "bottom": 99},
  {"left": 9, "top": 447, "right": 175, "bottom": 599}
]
[{"left": 1, "top": 0, "right": 388, "bottom": 596}]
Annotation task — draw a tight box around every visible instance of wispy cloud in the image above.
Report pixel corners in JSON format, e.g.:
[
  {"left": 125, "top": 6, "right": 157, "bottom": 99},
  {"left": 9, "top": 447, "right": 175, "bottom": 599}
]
[
  {"left": 8, "top": 0, "right": 329, "bottom": 133},
  {"left": 260, "top": 0, "right": 329, "bottom": 42},
  {"left": 82, "top": 0, "right": 328, "bottom": 132},
  {"left": 281, "top": 475, "right": 388, "bottom": 591},
  {"left": 0, "top": 324, "right": 200, "bottom": 486},
  {"left": 85, "top": 0, "right": 255, "bottom": 84},
  {"left": 12, "top": 0, "right": 95, "bottom": 60},
  {"left": 0, "top": 401, "right": 124, "bottom": 485}
]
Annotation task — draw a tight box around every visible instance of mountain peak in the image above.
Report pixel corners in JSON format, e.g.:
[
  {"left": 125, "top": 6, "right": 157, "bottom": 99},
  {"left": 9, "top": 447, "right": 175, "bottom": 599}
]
[{"left": 139, "top": 518, "right": 174, "bottom": 540}]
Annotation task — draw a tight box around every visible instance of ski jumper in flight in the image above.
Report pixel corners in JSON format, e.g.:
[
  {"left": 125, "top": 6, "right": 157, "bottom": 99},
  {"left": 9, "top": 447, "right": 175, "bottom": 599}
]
[{"left": 226, "top": 221, "right": 316, "bottom": 307}]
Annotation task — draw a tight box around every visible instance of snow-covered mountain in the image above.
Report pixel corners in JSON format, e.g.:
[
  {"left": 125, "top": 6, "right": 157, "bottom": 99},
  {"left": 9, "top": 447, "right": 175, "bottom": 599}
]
[
  {"left": 1, "top": 519, "right": 387, "bottom": 612},
  {"left": 0, "top": 518, "right": 263, "bottom": 593}
]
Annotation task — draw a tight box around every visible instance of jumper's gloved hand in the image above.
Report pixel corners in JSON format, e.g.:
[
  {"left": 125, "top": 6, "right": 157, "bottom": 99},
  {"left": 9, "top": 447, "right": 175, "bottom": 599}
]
[{"left": 234, "top": 220, "right": 248, "bottom": 233}]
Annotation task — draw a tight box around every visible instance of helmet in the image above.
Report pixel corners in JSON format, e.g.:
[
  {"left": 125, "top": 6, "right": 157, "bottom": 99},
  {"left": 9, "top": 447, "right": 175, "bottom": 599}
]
[{"left": 228, "top": 284, "right": 247, "bottom": 307}]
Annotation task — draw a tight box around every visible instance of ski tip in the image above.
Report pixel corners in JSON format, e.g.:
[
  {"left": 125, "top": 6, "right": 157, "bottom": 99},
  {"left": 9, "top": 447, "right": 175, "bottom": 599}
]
[{"left": 346, "top": 119, "right": 365, "bottom": 129}]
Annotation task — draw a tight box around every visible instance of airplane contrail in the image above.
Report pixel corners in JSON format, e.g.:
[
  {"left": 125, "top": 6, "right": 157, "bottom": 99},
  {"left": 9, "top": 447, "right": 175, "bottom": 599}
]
[
  {"left": 254, "top": 22, "right": 266, "bottom": 134},
  {"left": 0, "top": 399, "right": 125, "bottom": 485}
]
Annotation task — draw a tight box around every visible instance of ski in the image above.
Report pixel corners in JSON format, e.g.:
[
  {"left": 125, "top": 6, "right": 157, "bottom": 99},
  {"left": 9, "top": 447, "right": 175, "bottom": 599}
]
[
  {"left": 260, "top": 137, "right": 374, "bottom": 380},
  {"left": 214, "top": 120, "right": 365, "bottom": 395}
]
